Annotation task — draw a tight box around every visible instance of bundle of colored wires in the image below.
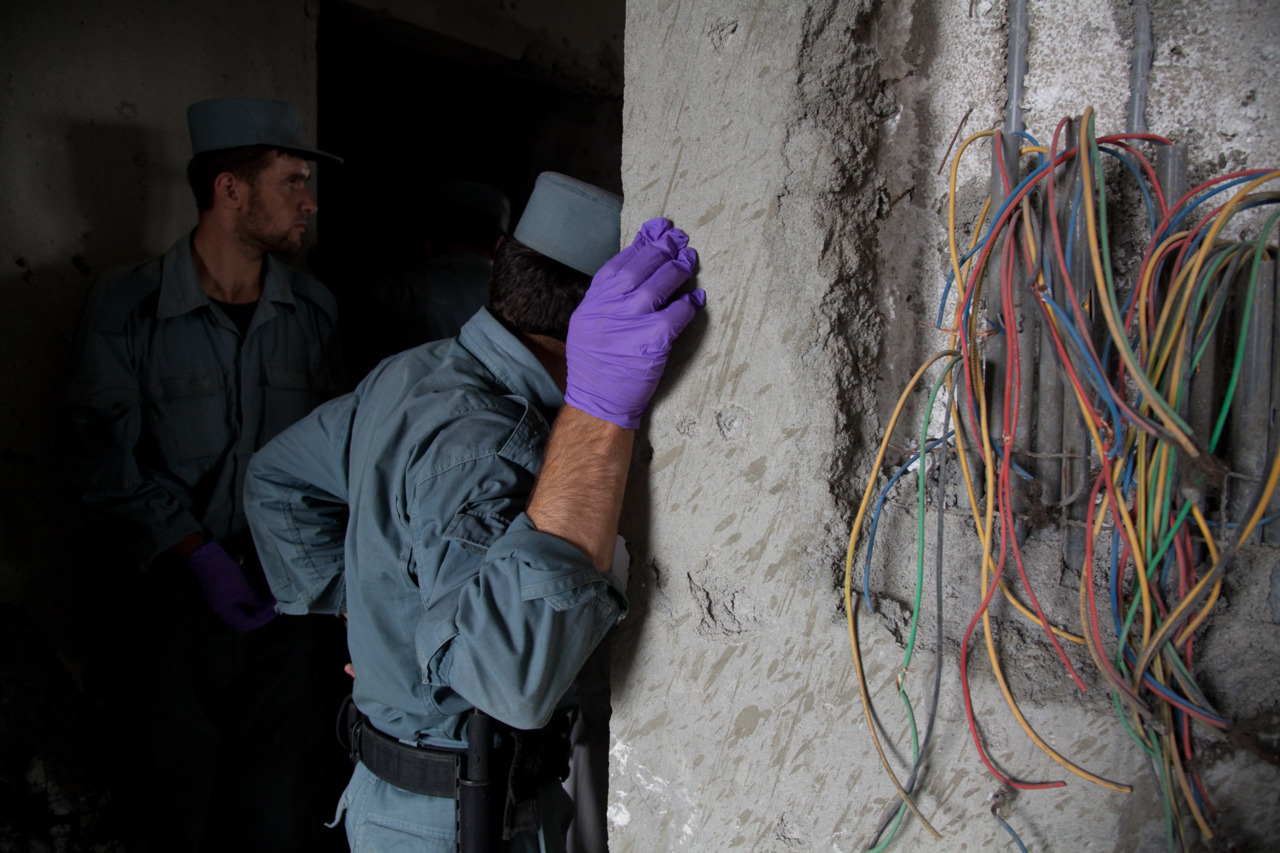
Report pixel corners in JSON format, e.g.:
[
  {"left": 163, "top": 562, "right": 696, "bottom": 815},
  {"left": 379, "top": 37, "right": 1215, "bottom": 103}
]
[{"left": 843, "top": 105, "right": 1279, "bottom": 851}]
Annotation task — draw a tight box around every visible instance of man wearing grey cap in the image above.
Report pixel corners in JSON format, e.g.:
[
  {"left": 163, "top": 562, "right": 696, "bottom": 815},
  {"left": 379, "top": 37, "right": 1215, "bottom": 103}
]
[
  {"left": 361, "top": 180, "right": 512, "bottom": 372},
  {"left": 65, "top": 98, "right": 346, "bottom": 851},
  {"left": 244, "top": 172, "right": 705, "bottom": 851}
]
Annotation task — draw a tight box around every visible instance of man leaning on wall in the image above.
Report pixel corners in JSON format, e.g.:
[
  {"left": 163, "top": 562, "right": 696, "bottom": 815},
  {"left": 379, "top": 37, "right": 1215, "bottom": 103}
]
[
  {"left": 64, "top": 98, "right": 346, "bottom": 852},
  {"left": 244, "top": 172, "right": 706, "bottom": 851}
]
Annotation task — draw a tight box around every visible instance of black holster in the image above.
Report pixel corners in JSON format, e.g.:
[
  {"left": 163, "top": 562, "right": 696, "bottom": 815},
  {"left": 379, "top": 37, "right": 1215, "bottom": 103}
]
[{"left": 458, "top": 710, "right": 502, "bottom": 853}]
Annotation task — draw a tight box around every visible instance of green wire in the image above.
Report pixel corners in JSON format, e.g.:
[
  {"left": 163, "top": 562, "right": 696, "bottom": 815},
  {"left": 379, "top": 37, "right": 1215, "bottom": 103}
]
[
  {"left": 1089, "top": 110, "right": 1195, "bottom": 438},
  {"left": 1111, "top": 692, "right": 1175, "bottom": 853},
  {"left": 1117, "top": 214, "right": 1280, "bottom": 673},
  {"left": 904, "top": 357, "right": 962, "bottom": 671},
  {"left": 865, "top": 357, "right": 960, "bottom": 853},
  {"left": 1208, "top": 208, "right": 1280, "bottom": 450}
]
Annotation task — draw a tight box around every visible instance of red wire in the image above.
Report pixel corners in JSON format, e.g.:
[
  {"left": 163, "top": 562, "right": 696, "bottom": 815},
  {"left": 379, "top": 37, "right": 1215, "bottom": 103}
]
[
  {"left": 1000, "top": 218, "right": 1087, "bottom": 690},
  {"left": 1080, "top": 467, "right": 1150, "bottom": 710},
  {"left": 957, "top": 401, "right": 1066, "bottom": 790}
]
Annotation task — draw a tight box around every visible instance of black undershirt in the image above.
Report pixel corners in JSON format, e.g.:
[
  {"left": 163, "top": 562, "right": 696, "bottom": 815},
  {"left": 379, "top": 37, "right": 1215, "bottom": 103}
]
[{"left": 211, "top": 298, "right": 258, "bottom": 336}]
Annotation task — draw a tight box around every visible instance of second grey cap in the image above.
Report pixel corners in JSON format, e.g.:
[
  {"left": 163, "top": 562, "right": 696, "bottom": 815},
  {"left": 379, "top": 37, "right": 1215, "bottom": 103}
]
[
  {"left": 513, "top": 172, "right": 622, "bottom": 276},
  {"left": 432, "top": 181, "right": 511, "bottom": 235}
]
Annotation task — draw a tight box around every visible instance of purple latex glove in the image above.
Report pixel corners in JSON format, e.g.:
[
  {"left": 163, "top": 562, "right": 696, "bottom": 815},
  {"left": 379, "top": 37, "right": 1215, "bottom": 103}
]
[
  {"left": 187, "top": 541, "right": 277, "bottom": 632},
  {"left": 564, "top": 218, "right": 706, "bottom": 428}
]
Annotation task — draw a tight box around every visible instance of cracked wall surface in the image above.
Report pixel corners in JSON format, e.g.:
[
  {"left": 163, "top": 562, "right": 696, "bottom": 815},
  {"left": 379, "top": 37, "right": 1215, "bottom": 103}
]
[{"left": 615, "top": 1, "right": 1280, "bottom": 850}]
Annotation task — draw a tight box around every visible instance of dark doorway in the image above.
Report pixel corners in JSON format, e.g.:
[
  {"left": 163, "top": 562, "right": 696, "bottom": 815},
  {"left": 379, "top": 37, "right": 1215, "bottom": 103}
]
[{"left": 314, "top": 0, "right": 623, "bottom": 378}]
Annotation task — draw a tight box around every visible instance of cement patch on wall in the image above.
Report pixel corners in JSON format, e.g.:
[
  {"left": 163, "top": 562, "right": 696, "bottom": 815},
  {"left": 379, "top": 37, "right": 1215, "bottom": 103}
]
[{"left": 614, "top": 0, "right": 1280, "bottom": 849}]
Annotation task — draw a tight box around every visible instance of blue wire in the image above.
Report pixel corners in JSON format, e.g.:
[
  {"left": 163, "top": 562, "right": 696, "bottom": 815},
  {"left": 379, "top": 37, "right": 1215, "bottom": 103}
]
[
  {"left": 1104, "top": 461, "right": 1232, "bottom": 729},
  {"left": 1013, "top": 130, "right": 1044, "bottom": 167},
  {"left": 1064, "top": 180, "right": 1083, "bottom": 275},
  {"left": 1013, "top": 129, "right": 1042, "bottom": 149},
  {"left": 1121, "top": 647, "right": 1232, "bottom": 727},
  {"left": 1100, "top": 145, "right": 1159, "bottom": 231},
  {"left": 1205, "top": 509, "right": 1280, "bottom": 529},
  {"left": 1038, "top": 294, "right": 1125, "bottom": 455},
  {"left": 992, "top": 811, "right": 1031, "bottom": 853},
  {"left": 985, "top": 441, "right": 1036, "bottom": 482},
  {"left": 937, "top": 153, "right": 1058, "bottom": 332},
  {"left": 936, "top": 240, "right": 987, "bottom": 330},
  {"left": 1158, "top": 174, "right": 1269, "bottom": 243},
  {"left": 861, "top": 432, "right": 955, "bottom": 612}
]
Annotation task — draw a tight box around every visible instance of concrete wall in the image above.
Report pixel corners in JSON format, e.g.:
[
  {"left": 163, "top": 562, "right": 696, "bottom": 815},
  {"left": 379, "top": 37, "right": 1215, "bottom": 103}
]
[{"left": 616, "top": 1, "right": 1280, "bottom": 850}]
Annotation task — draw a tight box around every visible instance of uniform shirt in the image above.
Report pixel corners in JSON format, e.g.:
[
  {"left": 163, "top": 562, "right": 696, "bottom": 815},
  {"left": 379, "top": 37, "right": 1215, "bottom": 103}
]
[
  {"left": 244, "top": 308, "right": 626, "bottom": 744},
  {"left": 368, "top": 252, "right": 493, "bottom": 361},
  {"left": 65, "top": 234, "right": 345, "bottom": 569}
]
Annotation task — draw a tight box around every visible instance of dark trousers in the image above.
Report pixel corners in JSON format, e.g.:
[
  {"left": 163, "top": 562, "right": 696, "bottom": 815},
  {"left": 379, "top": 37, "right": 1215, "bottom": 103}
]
[{"left": 112, "top": 566, "right": 320, "bottom": 853}]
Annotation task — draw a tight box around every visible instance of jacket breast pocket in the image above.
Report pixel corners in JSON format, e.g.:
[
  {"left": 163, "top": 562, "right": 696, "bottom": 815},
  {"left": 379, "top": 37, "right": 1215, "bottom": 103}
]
[
  {"left": 143, "top": 369, "right": 228, "bottom": 464},
  {"left": 262, "top": 360, "right": 336, "bottom": 435}
]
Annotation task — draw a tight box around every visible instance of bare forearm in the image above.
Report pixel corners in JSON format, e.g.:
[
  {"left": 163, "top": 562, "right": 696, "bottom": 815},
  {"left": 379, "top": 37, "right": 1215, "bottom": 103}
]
[{"left": 527, "top": 405, "right": 634, "bottom": 571}]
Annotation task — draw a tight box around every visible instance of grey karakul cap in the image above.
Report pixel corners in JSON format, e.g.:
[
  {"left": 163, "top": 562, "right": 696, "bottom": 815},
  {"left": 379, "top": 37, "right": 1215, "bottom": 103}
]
[
  {"left": 187, "top": 98, "right": 342, "bottom": 164},
  {"left": 433, "top": 181, "right": 511, "bottom": 234},
  {"left": 513, "top": 172, "right": 622, "bottom": 276}
]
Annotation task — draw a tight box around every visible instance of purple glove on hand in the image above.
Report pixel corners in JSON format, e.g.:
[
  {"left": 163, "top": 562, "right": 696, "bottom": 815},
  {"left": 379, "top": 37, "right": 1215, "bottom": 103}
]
[
  {"left": 188, "top": 542, "right": 277, "bottom": 632},
  {"left": 564, "top": 218, "right": 706, "bottom": 428}
]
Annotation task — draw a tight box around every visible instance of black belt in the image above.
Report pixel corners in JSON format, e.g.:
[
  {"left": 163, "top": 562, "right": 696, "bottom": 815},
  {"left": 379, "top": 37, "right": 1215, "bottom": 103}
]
[
  {"left": 338, "top": 695, "right": 574, "bottom": 849},
  {"left": 341, "top": 696, "right": 464, "bottom": 798}
]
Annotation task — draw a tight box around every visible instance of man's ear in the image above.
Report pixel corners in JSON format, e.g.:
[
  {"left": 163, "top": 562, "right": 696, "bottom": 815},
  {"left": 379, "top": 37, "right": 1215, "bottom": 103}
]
[{"left": 212, "top": 171, "right": 249, "bottom": 210}]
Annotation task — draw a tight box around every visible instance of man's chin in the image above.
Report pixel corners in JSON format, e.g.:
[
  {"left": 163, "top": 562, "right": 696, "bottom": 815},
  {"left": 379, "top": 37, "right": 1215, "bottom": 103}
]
[{"left": 264, "top": 235, "right": 305, "bottom": 257}]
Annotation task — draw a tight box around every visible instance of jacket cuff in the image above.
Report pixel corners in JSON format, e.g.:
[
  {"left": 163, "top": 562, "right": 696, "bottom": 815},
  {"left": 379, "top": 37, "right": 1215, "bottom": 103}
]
[{"left": 489, "top": 513, "right": 627, "bottom": 618}]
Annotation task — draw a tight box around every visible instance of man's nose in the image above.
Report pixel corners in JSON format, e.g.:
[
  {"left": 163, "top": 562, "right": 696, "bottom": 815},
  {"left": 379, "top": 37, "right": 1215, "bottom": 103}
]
[{"left": 301, "top": 188, "right": 318, "bottom": 215}]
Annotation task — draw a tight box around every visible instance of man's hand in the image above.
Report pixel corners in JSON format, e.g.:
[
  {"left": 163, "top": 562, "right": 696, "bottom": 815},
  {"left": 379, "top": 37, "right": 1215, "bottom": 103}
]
[
  {"left": 187, "top": 542, "right": 277, "bottom": 632},
  {"left": 530, "top": 220, "right": 705, "bottom": 569},
  {"left": 563, "top": 218, "right": 704, "bottom": 429}
]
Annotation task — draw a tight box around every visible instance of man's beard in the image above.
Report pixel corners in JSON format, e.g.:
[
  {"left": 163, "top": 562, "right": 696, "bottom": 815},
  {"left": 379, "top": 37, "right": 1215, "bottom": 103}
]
[{"left": 237, "top": 191, "right": 306, "bottom": 257}]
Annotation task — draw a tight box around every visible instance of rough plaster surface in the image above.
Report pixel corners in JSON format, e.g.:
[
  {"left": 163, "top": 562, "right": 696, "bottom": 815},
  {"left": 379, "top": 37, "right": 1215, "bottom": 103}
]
[{"left": 615, "top": 0, "right": 1280, "bottom": 850}]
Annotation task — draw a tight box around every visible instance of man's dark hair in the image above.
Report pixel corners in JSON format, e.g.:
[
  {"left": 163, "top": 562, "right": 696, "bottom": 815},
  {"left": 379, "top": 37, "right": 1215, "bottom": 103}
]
[
  {"left": 488, "top": 237, "right": 593, "bottom": 341},
  {"left": 186, "top": 145, "right": 278, "bottom": 212}
]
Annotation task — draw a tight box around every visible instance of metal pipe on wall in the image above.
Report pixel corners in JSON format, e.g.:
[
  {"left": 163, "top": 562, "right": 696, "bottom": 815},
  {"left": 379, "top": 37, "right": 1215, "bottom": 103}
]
[
  {"left": 1231, "top": 259, "right": 1276, "bottom": 543},
  {"left": 1061, "top": 117, "right": 1094, "bottom": 576},
  {"left": 1267, "top": 260, "right": 1280, "bottom": 545},
  {"left": 1127, "top": 0, "right": 1153, "bottom": 135}
]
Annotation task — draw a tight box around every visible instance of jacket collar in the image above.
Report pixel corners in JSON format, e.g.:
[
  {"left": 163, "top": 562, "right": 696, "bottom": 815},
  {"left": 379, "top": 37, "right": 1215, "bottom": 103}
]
[
  {"left": 458, "top": 308, "right": 564, "bottom": 413},
  {"left": 156, "top": 231, "right": 297, "bottom": 319}
]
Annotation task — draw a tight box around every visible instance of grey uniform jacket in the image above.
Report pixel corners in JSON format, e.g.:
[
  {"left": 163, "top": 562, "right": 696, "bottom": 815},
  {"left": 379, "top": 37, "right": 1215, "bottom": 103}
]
[{"left": 65, "top": 233, "right": 346, "bottom": 569}]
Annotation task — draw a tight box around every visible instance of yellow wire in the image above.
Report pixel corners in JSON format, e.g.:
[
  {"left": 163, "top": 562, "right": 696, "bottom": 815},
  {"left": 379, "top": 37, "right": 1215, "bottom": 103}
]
[
  {"left": 1175, "top": 505, "right": 1224, "bottom": 643},
  {"left": 1150, "top": 174, "right": 1280, "bottom": 393},
  {"left": 1077, "top": 108, "right": 1199, "bottom": 459},
  {"left": 944, "top": 132, "right": 1131, "bottom": 789},
  {"left": 953, "top": 271, "right": 1130, "bottom": 792},
  {"left": 844, "top": 352, "right": 958, "bottom": 842},
  {"left": 1135, "top": 231, "right": 1191, "bottom": 360},
  {"left": 947, "top": 130, "right": 997, "bottom": 308},
  {"left": 1133, "top": 434, "right": 1280, "bottom": 682}
]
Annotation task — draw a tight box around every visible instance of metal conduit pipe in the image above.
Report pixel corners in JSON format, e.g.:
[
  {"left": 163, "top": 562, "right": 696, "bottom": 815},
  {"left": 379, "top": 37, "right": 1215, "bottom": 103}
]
[
  {"left": 1266, "top": 261, "right": 1280, "bottom": 546},
  {"left": 1156, "top": 144, "right": 1189, "bottom": 223},
  {"left": 1004, "top": 0, "right": 1029, "bottom": 137},
  {"left": 981, "top": 0, "right": 1030, "bottom": 525},
  {"left": 1127, "top": 0, "right": 1153, "bottom": 135},
  {"left": 1033, "top": 162, "right": 1065, "bottom": 549},
  {"left": 1061, "top": 117, "right": 1094, "bottom": 577},
  {"left": 985, "top": 131, "right": 1021, "bottom": 473},
  {"left": 1231, "top": 259, "right": 1276, "bottom": 543}
]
